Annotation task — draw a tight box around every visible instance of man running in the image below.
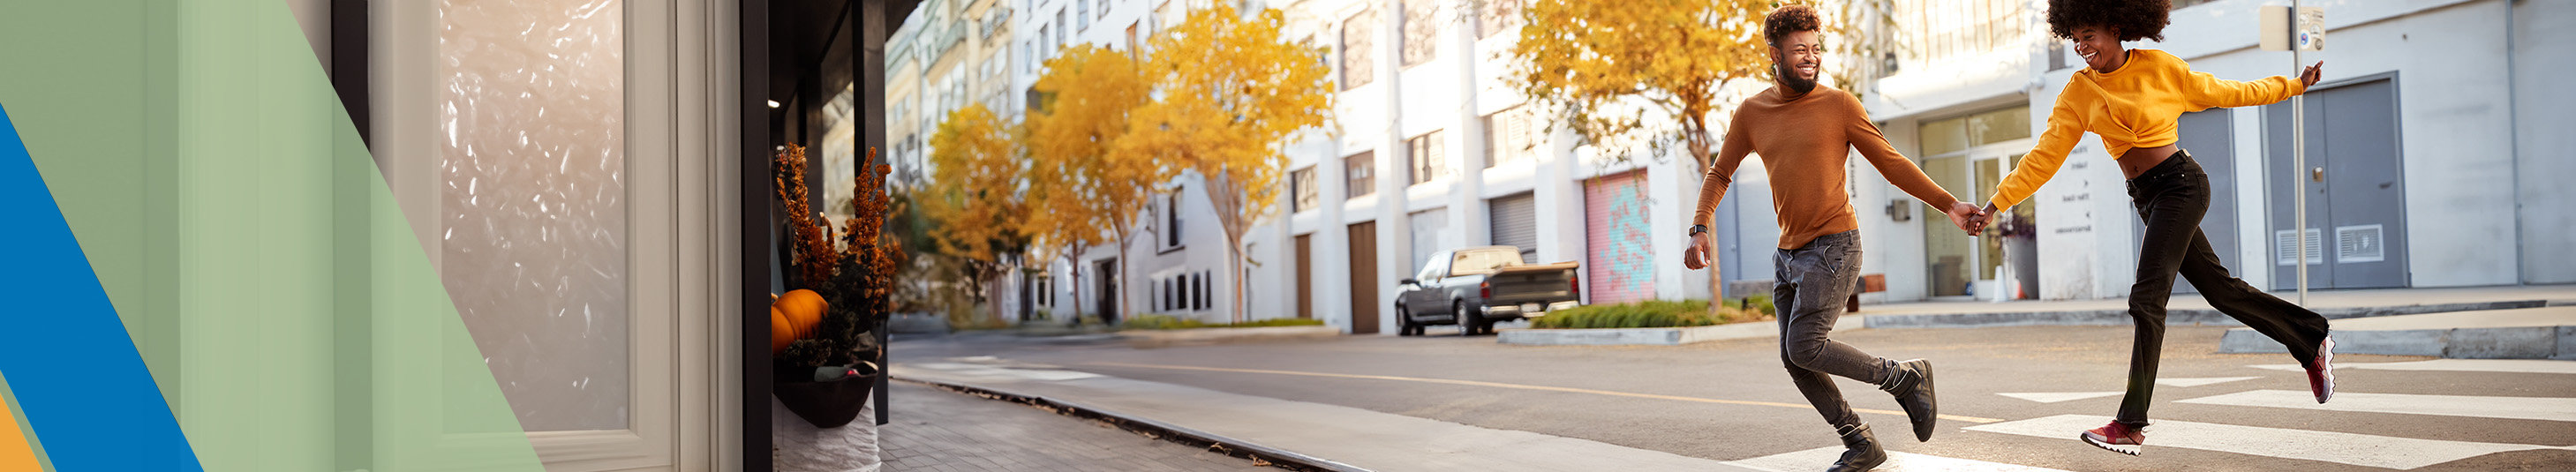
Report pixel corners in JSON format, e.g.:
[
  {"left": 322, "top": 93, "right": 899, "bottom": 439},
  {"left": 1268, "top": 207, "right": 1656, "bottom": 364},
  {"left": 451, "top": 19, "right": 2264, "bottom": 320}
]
[{"left": 1681, "top": 5, "right": 1986, "bottom": 471}]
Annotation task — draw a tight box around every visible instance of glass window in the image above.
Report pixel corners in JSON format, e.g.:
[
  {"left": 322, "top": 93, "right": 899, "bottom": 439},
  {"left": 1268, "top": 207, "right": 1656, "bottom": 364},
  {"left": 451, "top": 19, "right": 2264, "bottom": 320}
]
[
  {"left": 1078, "top": 0, "right": 1089, "bottom": 30},
  {"left": 1291, "top": 167, "right": 1318, "bottom": 212},
  {"left": 439, "top": 0, "right": 628, "bottom": 431},
  {"left": 1966, "top": 107, "right": 2030, "bottom": 148},
  {"left": 1344, "top": 151, "right": 1375, "bottom": 198},
  {"left": 1409, "top": 131, "right": 1444, "bottom": 184},
  {"left": 1450, "top": 250, "right": 1519, "bottom": 275},
  {"left": 1341, "top": 9, "right": 1375, "bottom": 90},
  {"left": 1401, "top": 0, "right": 1437, "bottom": 66},
  {"left": 1477, "top": 0, "right": 1520, "bottom": 38},
  {"left": 1484, "top": 106, "right": 1532, "bottom": 168}
]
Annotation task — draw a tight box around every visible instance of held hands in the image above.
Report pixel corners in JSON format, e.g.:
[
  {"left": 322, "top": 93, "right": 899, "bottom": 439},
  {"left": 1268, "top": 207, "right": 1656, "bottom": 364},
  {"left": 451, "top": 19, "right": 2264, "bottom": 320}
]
[
  {"left": 1946, "top": 201, "right": 1991, "bottom": 236},
  {"left": 2299, "top": 61, "right": 2324, "bottom": 87}
]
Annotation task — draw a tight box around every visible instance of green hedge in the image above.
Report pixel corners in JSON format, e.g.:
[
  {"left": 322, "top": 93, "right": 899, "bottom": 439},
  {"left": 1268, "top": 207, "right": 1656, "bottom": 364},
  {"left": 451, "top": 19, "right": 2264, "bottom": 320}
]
[
  {"left": 1530, "top": 299, "right": 1773, "bottom": 329},
  {"left": 1122, "top": 314, "right": 1329, "bottom": 330}
]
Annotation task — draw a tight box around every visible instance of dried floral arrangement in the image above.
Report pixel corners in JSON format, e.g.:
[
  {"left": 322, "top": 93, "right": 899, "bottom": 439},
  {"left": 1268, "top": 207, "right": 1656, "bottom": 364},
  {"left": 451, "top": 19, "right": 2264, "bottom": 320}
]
[{"left": 773, "top": 144, "right": 904, "bottom": 370}]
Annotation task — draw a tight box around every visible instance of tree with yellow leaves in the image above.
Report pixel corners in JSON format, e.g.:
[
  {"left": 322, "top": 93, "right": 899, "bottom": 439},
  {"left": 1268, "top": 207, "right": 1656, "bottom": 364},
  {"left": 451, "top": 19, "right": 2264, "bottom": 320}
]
[
  {"left": 1508, "top": 0, "right": 1876, "bottom": 301},
  {"left": 925, "top": 103, "right": 1028, "bottom": 326},
  {"left": 1124, "top": 4, "right": 1333, "bottom": 323},
  {"left": 1024, "top": 44, "right": 1159, "bottom": 323}
]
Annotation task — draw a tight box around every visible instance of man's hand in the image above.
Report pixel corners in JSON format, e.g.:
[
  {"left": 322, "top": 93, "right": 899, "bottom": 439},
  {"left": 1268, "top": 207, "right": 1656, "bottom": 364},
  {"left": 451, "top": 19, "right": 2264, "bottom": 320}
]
[
  {"left": 1945, "top": 201, "right": 1989, "bottom": 236},
  {"left": 1683, "top": 234, "right": 1711, "bottom": 270}
]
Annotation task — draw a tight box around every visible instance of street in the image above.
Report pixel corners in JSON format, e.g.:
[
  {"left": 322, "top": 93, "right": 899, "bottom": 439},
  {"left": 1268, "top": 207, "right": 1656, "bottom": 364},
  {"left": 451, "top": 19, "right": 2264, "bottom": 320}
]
[{"left": 892, "top": 325, "right": 2576, "bottom": 471}]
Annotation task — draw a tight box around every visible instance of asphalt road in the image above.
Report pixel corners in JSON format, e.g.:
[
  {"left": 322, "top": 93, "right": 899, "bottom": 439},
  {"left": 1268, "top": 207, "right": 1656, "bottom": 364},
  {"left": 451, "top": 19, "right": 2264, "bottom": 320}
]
[{"left": 893, "top": 325, "right": 2576, "bottom": 471}]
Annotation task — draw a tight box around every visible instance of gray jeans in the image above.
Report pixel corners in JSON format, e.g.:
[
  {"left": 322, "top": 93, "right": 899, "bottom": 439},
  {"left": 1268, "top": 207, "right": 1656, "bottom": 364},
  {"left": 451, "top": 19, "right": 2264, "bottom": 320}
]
[{"left": 1772, "top": 230, "right": 1896, "bottom": 429}]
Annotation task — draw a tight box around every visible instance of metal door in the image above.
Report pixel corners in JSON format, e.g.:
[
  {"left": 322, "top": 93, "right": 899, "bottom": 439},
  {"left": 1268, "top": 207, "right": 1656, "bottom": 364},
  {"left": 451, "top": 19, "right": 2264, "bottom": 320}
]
[
  {"left": 2146, "top": 109, "right": 2241, "bottom": 294},
  {"left": 1488, "top": 192, "right": 1538, "bottom": 262},
  {"left": 2263, "top": 77, "right": 2407, "bottom": 289}
]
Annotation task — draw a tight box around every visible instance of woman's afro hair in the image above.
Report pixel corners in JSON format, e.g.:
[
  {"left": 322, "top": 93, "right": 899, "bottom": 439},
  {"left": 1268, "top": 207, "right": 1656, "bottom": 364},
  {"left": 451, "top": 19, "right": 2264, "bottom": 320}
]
[
  {"left": 2046, "top": 0, "right": 2172, "bottom": 42},
  {"left": 1763, "top": 4, "right": 1821, "bottom": 46}
]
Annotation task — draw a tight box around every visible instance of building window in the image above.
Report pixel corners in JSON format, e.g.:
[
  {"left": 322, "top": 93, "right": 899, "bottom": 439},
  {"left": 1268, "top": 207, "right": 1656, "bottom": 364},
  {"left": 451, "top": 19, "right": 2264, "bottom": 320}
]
[
  {"left": 1892, "top": 0, "right": 2024, "bottom": 66},
  {"left": 1477, "top": 0, "right": 1520, "bottom": 38},
  {"left": 1161, "top": 187, "right": 1185, "bottom": 251},
  {"left": 1195, "top": 271, "right": 1211, "bottom": 311},
  {"left": 1290, "top": 167, "right": 1319, "bottom": 212},
  {"left": 1917, "top": 106, "right": 2031, "bottom": 157},
  {"left": 1400, "top": 0, "right": 1437, "bottom": 67},
  {"left": 1078, "top": 0, "right": 1090, "bottom": 31},
  {"left": 1484, "top": 106, "right": 1535, "bottom": 168},
  {"left": 1344, "top": 151, "right": 1375, "bottom": 198},
  {"left": 1056, "top": 10, "right": 1068, "bottom": 54},
  {"left": 1101, "top": 0, "right": 1113, "bottom": 19},
  {"left": 1340, "top": 9, "right": 1375, "bottom": 90},
  {"left": 1409, "top": 131, "right": 1445, "bottom": 185}
]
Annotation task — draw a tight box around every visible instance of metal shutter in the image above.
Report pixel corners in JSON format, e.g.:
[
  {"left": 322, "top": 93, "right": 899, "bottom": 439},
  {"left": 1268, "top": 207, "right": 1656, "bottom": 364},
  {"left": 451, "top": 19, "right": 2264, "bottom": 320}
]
[
  {"left": 1585, "top": 170, "right": 1653, "bottom": 304},
  {"left": 1488, "top": 192, "right": 1537, "bottom": 262}
]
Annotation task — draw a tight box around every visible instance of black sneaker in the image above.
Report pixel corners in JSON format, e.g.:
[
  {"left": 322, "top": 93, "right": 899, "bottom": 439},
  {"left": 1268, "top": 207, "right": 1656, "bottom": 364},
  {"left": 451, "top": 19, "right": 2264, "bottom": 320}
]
[
  {"left": 1828, "top": 423, "right": 1887, "bottom": 472},
  {"left": 1880, "top": 359, "right": 1939, "bottom": 442}
]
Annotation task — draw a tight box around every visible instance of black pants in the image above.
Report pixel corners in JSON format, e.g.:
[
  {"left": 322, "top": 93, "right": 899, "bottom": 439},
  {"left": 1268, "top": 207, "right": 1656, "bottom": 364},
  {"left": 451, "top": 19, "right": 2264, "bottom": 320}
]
[
  {"left": 1772, "top": 230, "right": 1895, "bottom": 430},
  {"left": 2120, "top": 150, "right": 2331, "bottom": 427}
]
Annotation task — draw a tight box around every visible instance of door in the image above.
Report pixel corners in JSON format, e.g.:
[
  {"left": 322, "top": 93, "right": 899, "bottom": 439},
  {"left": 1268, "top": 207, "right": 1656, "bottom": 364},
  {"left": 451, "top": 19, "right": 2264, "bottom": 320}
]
[
  {"left": 1488, "top": 192, "right": 1537, "bottom": 262},
  {"left": 1924, "top": 156, "right": 1972, "bottom": 296},
  {"left": 1347, "top": 221, "right": 1381, "bottom": 333},
  {"left": 2264, "top": 78, "right": 2408, "bottom": 289},
  {"left": 1583, "top": 170, "right": 1654, "bottom": 304},
  {"left": 1097, "top": 259, "right": 1119, "bottom": 324},
  {"left": 2145, "top": 109, "right": 2241, "bottom": 294},
  {"left": 1294, "top": 235, "right": 1313, "bottom": 318}
]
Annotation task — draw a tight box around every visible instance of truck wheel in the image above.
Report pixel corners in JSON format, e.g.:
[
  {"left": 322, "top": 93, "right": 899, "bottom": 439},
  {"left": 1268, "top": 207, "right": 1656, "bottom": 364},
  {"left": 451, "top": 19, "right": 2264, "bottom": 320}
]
[
  {"left": 1396, "top": 304, "right": 1418, "bottom": 336},
  {"left": 1455, "top": 303, "right": 1482, "bottom": 336}
]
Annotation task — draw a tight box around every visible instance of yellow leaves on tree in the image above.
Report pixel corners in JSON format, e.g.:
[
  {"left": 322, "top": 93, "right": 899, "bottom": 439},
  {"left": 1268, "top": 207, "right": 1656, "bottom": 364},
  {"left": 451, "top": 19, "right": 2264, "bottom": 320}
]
[
  {"left": 1123, "top": 4, "right": 1332, "bottom": 323},
  {"left": 925, "top": 104, "right": 1026, "bottom": 325},
  {"left": 1510, "top": 0, "right": 1775, "bottom": 170},
  {"left": 1025, "top": 44, "right": 1159, "bottom": 319}
]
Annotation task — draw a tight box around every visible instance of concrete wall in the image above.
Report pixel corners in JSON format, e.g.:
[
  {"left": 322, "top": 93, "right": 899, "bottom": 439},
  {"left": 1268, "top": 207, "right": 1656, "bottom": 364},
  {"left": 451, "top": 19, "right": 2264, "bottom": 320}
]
[{"left": 2513, "top": 0, "right": 2576, "bottom": 284}]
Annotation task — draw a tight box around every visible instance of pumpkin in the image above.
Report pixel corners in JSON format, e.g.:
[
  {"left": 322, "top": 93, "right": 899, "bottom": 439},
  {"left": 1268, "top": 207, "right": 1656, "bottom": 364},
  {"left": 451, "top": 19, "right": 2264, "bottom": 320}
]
[
  {"left": 770, "top": 308, "right": 798, "bottom": 355},
  {"left": 774, "top": 289, "right": 830, "bottom": 341}
]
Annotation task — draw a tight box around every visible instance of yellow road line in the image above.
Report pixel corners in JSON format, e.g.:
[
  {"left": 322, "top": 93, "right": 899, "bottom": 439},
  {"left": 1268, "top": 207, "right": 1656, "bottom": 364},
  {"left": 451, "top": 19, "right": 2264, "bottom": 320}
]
[{"left": 1089, "top": 362, "right": 2004, "bottom": 423}]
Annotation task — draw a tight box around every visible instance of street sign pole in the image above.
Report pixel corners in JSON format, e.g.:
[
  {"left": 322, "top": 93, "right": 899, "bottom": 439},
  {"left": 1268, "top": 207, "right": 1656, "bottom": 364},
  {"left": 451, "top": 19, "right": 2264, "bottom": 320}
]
[{"left": 2292, "top": 0, "right": 2308, "bottom": 305}]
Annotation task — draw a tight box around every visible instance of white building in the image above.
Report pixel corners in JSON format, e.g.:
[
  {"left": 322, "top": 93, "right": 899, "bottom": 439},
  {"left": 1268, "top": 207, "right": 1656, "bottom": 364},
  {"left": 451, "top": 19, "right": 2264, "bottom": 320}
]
[{"left": 1857, "top": 0, "right": 2576, "bottom": 303}]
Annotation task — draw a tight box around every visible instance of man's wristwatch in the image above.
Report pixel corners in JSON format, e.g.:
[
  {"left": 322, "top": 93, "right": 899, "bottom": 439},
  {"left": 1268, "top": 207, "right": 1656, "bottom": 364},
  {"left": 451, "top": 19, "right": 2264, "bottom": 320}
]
[{"left": 1688, "top": 224, "right": 1708, "bottom": 237}]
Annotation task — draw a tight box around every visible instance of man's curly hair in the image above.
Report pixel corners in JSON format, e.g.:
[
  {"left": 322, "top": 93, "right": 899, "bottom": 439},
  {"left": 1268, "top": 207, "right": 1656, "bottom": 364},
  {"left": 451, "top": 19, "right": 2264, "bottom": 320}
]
[
  {"left": 2047, "top": 0, "right": 2172, "bottom": 42},
  {"left": 1763, "top": 4, "right": 1821, "bottom": 46}
]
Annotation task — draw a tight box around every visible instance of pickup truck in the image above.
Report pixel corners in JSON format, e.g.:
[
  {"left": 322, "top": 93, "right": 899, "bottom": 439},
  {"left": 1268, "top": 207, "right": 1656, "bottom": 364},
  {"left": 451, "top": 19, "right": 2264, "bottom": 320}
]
[{"left": 1394, "top": 245, "right": 1581, "bottom": 336}]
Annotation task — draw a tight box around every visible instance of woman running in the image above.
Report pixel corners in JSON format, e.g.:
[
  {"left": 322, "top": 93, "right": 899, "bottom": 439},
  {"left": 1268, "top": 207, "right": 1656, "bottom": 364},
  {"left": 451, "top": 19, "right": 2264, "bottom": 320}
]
[{"left": 1977, "top": 0, "right": 2336, "bottom": 456}]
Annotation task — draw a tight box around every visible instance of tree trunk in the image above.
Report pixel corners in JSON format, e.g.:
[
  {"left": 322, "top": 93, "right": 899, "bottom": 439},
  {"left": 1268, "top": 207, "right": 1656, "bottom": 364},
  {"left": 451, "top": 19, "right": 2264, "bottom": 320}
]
[
  {"left": 1113, "top": 226, "right": 1134, "bottom": 325},
  {"left": 1064, "top": 247, "right": 1085, "bottom": 326}
]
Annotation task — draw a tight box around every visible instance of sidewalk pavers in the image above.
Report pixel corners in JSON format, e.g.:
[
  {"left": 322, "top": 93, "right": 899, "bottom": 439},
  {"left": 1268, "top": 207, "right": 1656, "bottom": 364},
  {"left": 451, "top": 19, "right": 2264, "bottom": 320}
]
[
  {"left": 891, "top": 360, "right": 1762, "bottom": 472},
  {"left": 2219, "top": 306, "right": 2576, "bottom": 359},
  {"left": 880, "top": 381, "right": 1271, "bottom": 471}
]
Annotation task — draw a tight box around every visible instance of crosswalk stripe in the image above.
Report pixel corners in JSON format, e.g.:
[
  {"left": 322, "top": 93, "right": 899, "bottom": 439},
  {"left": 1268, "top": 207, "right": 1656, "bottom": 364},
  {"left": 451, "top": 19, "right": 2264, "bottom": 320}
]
[
  {"left": 2179, "top": 390, "right": 2576, "bottom": 423},
  {"left": 2251, "top": 359, "right": 2576, "bottom": 375},
  {"left": 1964, "top": 414, "right": 2570, "bottom": 470},
  {"left": 1998, "top": 392, "right": 2122, "bottom": 403},
  {"left": 1726, "top": 446, "right": 2073, "bottom": 472},
  {"left": 2155, "top": 376, "right": 2258, "bottom": 387}
]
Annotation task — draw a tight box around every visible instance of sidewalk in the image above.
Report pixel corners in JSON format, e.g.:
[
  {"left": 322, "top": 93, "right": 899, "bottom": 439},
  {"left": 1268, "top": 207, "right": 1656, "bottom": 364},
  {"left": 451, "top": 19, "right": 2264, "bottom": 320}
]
[
  {"left": 879, "top": 381, "right": 1272, "bottom": 471},
  {"left": 890, "top": 359, "right": 1760, "bottom": 472},
  {"left": 1858, "top": 284, "right": 2576, "bottom": 328},
  {"left": 2219, "top": 306, "right": 2576, "bottom": 359}
]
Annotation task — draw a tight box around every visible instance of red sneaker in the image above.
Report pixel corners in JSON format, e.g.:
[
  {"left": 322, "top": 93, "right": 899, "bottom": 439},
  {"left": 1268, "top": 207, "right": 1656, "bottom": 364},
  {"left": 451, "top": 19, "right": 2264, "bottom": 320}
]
[
  {"left": 2309, "top": 335, "right": 2337, "bottom": 403},
  {"left": 2081, "top": 422, "right": 2145, "bottom": 456}
]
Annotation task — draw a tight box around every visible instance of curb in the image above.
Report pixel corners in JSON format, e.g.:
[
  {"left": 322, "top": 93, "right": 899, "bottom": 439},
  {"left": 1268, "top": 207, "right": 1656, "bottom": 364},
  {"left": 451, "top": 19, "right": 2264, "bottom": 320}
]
[
  {"left": 1863, "top": 300, "right": 2551, "bottom": 329},
  {"left": 892, "top": 376, "right": 1369, "bottom": 472},
  {"left": 1495, "top": 317, "right": 1853, "bottom": 347},
  {"left": 1120, "top": 326, "right": 1341, "bottom": 348},
  {"left": 2219, "top": 325, "right": 2576, "bottom": 360}
]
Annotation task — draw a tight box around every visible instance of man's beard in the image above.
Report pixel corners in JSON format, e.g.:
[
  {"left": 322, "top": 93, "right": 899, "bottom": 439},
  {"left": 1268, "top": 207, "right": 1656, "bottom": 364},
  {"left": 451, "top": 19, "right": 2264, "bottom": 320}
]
[{"left": 1776, "top": 61, "right": 1819, "bottom": 94}]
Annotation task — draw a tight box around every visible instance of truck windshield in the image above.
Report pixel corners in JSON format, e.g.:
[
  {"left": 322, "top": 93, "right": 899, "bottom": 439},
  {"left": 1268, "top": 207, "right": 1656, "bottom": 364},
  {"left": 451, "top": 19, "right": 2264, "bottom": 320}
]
[{"left": 1450, "top": 250, "right": 1521, "bottom": 274}]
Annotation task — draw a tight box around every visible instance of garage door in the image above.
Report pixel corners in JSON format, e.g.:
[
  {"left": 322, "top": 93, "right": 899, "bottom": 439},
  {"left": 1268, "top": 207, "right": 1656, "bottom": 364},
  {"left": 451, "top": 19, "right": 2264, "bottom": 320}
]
[
  {"left": 1585, "top": 170, "right": 1653, "bottom": 304},
  {"left": 1488, "top": 192, "right": 1536, "bottom": 262}
]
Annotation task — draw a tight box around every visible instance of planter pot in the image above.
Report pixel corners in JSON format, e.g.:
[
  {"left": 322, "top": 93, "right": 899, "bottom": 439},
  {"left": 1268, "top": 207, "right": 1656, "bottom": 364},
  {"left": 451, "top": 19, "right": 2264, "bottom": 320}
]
[{"left": 774, "top": 363, "right": 880, "bottom": 428}]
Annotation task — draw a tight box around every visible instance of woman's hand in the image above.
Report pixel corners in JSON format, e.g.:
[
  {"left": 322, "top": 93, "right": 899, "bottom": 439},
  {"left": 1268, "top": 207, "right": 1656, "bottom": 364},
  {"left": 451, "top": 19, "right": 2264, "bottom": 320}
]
[{"left": 2300, "top": 61, "right": 2324, "bottom": 87}]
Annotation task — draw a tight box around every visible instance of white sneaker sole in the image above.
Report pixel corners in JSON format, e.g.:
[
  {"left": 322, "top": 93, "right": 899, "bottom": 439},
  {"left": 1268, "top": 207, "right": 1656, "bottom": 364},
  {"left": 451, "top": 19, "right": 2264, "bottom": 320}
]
[
  {"left": 2316, "top": 335, "right": 2337, "bottom": 404},
  {"left": 2082, "top": 433, "right": 2143, "bottom": 456}
]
